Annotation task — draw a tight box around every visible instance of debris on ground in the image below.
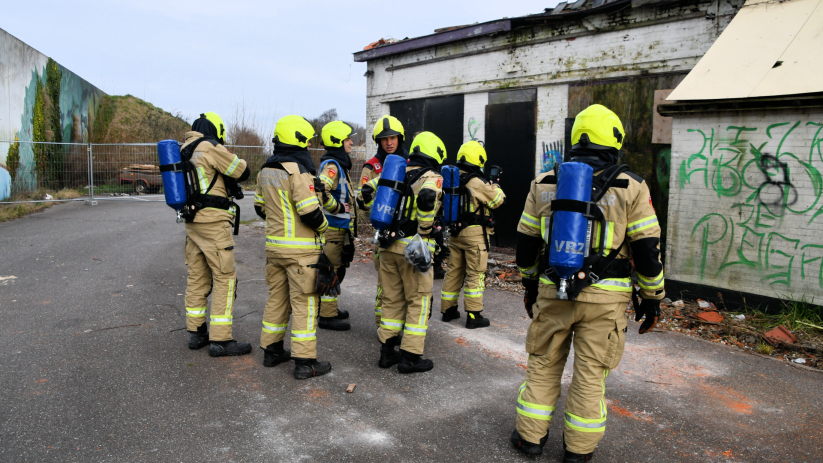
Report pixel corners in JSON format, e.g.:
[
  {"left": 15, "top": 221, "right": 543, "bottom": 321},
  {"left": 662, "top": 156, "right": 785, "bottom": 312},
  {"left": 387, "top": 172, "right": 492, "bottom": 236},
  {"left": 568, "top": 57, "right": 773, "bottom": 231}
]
[
  {"left": 643, "top": 297, "right": 823, "bottom": 370},
  {"left": 346, "top": 384, "right": 356, "bottom": 393}
]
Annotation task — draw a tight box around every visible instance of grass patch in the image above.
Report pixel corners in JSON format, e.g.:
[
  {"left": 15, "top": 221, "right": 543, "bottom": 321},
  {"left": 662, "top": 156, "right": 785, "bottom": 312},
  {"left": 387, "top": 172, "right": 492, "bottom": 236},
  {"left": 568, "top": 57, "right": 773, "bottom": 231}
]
[
  {"left": 745, "top": 295, "right": 823, "bottom": 338},
  {"left": 0, "top": 189, "right": 83, "bottom": 223}
]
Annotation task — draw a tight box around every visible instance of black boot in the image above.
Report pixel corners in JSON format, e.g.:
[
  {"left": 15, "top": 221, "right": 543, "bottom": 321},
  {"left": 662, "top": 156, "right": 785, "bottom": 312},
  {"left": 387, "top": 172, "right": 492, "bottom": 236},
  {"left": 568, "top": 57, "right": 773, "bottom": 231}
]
[
  {"left": 208, "top": 340, "right": 252, "bottom": 357},
  {"left": 397, "top": 349, "right": 433, "bottom": 374},
  {"left": 378, "top": 336, "right": 402, "bottom": 368},
  {"left": 442, "top": 306, "right": 460, "bottom": 322},
  {"left": 563, "top": 436, "right": 594, "bottom": 462},
  {"left": 336, "top": 309, "right": 349, "bottom": 320},
  {"left": 319, "top": 316, "right": 351, "bottom": 331},
  {"left": 433, "top": 265, "right": 446, "bottom": 280},
  {"left": 293, "top": 358, "right": 332, "bottom": 379},
  {"left": 466, "top": 311, "right": 491, "bottom": 329},
  {"left": 188, "top": 322, "right": 209, "bottom": 350},
  {"left": 261, "top": 341, "right": 291, "bottom": 367},
  {"left": 510, "top": 429, "right": 548, "bottom": 456}
]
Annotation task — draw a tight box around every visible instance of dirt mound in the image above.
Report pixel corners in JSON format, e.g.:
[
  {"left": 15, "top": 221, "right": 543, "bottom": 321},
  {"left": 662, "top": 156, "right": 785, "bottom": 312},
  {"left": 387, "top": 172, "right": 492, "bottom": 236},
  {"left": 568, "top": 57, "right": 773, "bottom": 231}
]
[{"left": 90, "top": 95, "right": 189, "bottom": 143}]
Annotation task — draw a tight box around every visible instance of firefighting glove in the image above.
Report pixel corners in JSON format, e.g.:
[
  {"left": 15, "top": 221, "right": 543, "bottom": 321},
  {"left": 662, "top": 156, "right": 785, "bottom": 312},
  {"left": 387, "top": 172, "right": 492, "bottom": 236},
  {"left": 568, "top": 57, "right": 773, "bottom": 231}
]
[
  {"left": 342, "top": 242, "right": 355, "bottom": 267},
  {"left": 314, "top": 178, "right": 330, "bottom": 205},
  {"left": 310, "top": 254, "right": 340, "bottom": 297},
  {"left": 634, "top": 296, "right": 661, "bottom": 334},
  {"left": 254, "top": 204, "right": 266, "bottom": 219},
  {"left": 336, "top": 265, "right": 347, "bottom": 284},
  {"left": 522, "top": 278, "right": 538, "bottom": 319}
]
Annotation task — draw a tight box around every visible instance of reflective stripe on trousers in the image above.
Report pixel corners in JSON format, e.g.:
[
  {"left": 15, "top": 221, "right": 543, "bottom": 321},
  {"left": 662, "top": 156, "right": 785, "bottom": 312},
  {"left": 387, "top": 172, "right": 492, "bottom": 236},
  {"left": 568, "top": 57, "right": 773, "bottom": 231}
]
[
  {"left": 564, "top": 370, "right": 609, "bottom": 433},
  {"left": 187, "top": 307, "right": 207, "bottom": 317},
  {"left": 516, "top": 382, "right": 554, "bottom": 421}
]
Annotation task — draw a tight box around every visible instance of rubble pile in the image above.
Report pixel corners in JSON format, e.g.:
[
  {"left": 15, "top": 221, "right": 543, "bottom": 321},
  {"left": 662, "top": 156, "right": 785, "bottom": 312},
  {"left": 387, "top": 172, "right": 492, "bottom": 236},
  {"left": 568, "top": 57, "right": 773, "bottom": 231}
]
[{"left": 641, "top": 298, "right": 823, "bottom": 370}]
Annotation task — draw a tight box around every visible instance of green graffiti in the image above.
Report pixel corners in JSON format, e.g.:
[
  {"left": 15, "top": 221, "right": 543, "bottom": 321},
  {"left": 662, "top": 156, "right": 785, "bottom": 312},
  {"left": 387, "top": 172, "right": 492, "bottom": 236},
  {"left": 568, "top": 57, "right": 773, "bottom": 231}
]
[
  {"left": 681, "top": 120, "right": 823, "bottom": 289},
  {"left": 691, "top": 213, "right": 730, "bottom": 280},
  {"left": 468, "top": 118, "right": 481, "bottom": 141}
]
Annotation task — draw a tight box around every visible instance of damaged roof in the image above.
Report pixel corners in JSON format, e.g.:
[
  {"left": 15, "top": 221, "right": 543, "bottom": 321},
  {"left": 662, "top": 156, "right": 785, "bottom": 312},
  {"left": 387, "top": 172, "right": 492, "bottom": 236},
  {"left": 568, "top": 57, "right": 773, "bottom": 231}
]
[
  {"left": 668, "top": 0, "right": 823, "bottom": 100},
  {"left": 353, "top": 0, "right": 680, "bottom": 62}
]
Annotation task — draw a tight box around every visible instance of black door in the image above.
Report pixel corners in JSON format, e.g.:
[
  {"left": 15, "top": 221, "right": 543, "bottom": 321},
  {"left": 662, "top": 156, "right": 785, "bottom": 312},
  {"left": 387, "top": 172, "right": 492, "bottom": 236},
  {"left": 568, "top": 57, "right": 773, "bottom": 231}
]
[
  {"left": 485, "top": 101, "right": 536, "bottom": 248},
  {"left": 390, "top": 95, "right": 464, "bottom": 164}
]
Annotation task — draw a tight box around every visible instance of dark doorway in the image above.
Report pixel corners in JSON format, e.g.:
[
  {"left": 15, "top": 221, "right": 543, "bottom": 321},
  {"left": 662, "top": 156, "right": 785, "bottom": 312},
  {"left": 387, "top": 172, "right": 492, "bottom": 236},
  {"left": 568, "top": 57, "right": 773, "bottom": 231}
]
[
  {"left": 485, "top": 101, "right": 536, "bottom": 248},
  {"left": 389, "top": 95, "right": 464, "bottom": 164}
]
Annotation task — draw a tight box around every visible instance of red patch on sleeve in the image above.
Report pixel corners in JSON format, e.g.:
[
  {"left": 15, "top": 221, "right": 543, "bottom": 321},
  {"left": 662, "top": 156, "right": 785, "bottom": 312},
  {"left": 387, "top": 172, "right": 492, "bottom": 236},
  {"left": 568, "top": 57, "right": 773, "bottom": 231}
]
[
  {"left": 649, "top": 196, "right": 653, "bottom": 206},
  {"left": 436, "top": 178, "right": 443, "bottom": 189},
  {"left": 309, "top": 184, "right": 315, "bottom": 192},
  {"left": 328, "top": 169, "right": 336, "bottom": 178},
  {"left": 361, "top": 176, "right": 369, "bottom": 185}
]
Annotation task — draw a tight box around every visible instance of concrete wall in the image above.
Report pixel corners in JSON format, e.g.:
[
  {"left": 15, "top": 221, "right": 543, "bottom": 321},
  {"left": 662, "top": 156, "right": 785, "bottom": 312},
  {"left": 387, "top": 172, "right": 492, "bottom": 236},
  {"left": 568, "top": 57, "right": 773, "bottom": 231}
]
[
  {"left": 362, "top": 0, "right": 741, "bottom": 161},
  {"left": 0, "top": 27, "right": 104, "bottom": 192},
  {"left": 667, "top": 109, "right": 823, "bottom": 301}
]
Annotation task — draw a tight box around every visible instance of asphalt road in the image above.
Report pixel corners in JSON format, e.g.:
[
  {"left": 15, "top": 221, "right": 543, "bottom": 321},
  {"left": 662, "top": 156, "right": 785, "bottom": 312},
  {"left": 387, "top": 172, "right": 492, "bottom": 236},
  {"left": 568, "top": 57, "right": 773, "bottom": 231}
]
[{"left": 1, "top": 197, "right": 821, "bottom": 462}]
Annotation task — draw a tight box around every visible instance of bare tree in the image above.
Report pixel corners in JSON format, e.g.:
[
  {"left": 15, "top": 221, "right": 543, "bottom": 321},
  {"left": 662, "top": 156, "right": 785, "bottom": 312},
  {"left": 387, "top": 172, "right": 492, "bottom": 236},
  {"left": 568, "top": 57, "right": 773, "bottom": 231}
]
[{"left": 308, "top": 108, "right": 366, "bottom": 146}]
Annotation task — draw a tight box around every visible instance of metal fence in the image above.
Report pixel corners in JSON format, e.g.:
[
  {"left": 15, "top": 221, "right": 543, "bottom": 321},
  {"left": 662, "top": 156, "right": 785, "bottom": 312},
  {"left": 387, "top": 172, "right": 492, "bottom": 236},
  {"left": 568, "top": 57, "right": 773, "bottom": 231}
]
[{"left": 0, "top": 140, "right": 368, "bottom": 204}]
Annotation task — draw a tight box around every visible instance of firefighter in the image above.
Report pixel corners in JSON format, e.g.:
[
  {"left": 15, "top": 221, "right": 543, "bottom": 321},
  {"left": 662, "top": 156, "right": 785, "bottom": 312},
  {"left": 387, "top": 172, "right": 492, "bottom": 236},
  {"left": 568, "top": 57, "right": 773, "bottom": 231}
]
[
  {"left": 411, "top": 131, "right": 449, "bottom": 280},
  {"left": 183, "top": 112, "right": 253, "bottom": 357},
  {"left": 357, "top": 115, "right": 409, "bottom": 327},
  {"left": 316, "top": 121, "right": 357, "bottom": 331},
  {"left": 254, "top": 115, "right": 333, "bottom": 379},
  {"left": 363, "top": 131, "right": 445, "bottom": 373},
  {"left": 440, "top": 141, "right": 506, "bottom": 329},
  {"left": 509, "top": 104, "right": 664, "bottom": 461}
]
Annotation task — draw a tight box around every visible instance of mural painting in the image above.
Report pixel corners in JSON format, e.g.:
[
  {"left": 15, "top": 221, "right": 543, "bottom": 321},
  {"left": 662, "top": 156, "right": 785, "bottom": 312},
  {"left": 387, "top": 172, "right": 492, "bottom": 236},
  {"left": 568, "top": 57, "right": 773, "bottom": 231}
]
[{"left": 1, "top": 28, "right": 105, "bottom": 197}]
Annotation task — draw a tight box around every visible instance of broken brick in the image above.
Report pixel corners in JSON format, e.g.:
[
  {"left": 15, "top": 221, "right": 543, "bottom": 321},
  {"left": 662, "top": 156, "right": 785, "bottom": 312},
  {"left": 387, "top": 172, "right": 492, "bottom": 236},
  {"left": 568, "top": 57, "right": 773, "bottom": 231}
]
[
  {"left": 764, "top": 326, "right": 797, "bottom": 345},
  {"left": 697, "top": 311, "right": 724, "bottom": 323}
]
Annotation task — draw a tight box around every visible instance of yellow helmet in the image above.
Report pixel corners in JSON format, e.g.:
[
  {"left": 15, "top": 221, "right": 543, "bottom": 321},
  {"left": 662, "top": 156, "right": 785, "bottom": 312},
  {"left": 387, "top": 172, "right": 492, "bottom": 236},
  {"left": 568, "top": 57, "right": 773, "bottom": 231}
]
[
  {"left": 410, "top": 131, "right": 447, "bottom": 164},
  {"left": 198, "top": 112, "right": 226, "bottom": 144},
  {"left": 321, "top": 121, "right": 355, "bottom": 148},
  {"left": 456, "top": 141, "right": 487, "bottom": 168},
  {"left": 372, "top": 115, "right": 405, "bottom": 142},
  {"left": 571, "top": 104, "right": 625, "bottom": 150},
  {"left": 273, "top": 115, "right": 316, "bottom": 149}
]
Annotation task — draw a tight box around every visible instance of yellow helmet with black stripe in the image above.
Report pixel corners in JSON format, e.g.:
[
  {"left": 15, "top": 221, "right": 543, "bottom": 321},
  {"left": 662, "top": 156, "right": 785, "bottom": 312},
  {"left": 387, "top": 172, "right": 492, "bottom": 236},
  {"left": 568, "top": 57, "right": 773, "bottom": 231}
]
[
  {"left": 571, "top": 104, "right": 625, "bottom": 150},
  {"left": 410, "top": 131, "right": 447, "bottom": 164},
  {"left": 372, "top": 115, "right": 405, "bottom": 142},
  {"left": 321, "top": 121, "right": 355, "bottom": 148},
  {"left": 273, "top": 115, "right": 316, "bottom": 149},
  {"left": 196, "top": 112, "right": 226, "bottom": 144},
  {"left": 456, "top": 141, "right": 487, "bottom": 169}
]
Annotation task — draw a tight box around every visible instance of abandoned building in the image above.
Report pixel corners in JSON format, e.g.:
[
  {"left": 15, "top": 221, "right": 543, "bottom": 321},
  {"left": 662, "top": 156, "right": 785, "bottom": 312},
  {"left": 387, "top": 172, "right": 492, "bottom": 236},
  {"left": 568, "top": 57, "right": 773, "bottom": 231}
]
[
  {"left": 353, "top": 0, "right": 746, "bottom": 247},
  {"left": 660, "top": 0, "right": 823, "bottom": 308}
]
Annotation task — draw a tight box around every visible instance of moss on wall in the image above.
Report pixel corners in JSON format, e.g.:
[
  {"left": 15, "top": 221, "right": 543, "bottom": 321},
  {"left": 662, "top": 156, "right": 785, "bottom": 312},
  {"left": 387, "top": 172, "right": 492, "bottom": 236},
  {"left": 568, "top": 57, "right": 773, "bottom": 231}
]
[{"left": 568, "top": 74, "right": 686, "bottom": 246}]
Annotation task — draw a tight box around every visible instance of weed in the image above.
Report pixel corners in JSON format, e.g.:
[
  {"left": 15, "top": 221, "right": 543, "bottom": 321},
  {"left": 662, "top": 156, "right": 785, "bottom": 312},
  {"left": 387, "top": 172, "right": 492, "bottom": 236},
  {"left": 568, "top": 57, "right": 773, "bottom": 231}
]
[{"left": 756, "top": 342, "right": 774, "bottom": 355}]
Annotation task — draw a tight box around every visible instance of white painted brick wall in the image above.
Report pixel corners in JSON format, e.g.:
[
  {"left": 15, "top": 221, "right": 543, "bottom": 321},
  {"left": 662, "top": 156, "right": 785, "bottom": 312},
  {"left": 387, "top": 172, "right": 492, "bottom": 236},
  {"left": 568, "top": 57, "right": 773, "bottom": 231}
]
[
  {"left": 463, "top": 92, "right": 487, "bottom": 144},
  {"left": 667, "top": 109, "right": 823, "bottom": 300},
  {"left": 363, "top": 0, "right": 740, "bottom": 167},
  {"left": 535, "top": 85, "right": 569, "bottom": 174}
]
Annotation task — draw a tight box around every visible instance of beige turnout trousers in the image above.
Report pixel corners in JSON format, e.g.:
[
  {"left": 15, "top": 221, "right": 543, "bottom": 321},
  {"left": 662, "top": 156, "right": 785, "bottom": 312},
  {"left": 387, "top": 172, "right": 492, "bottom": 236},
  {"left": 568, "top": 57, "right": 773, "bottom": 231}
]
[
  {"left": 184, "top": 221, "right": 237, "bottom": 342},
  {"left": 374, "top": 244, "right": 382, "bottom": 327},
  {"left": 319, "top": 227, "right": 346, "bottom": 318},
  {"left": 260, "top": 253, "right": 321, "bottom": 360},
  {"left": 377, "top": 250, "right": 433, "bottom": 355},
  {"left": 440, "top": 233, "right": 488, "bottom": 314},
  {"left": 516, "top": 284, "right": 627, "bottom": 455}
]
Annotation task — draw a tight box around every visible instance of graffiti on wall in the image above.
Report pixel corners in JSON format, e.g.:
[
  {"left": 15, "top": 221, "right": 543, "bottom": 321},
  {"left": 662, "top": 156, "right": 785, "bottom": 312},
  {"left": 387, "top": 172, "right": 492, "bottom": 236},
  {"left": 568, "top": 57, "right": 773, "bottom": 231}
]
[
  {"left": 541, "top": 141, "right": 563, "bottom": 173},
  {"left": 468, "top": 117, "right": 482, "bottom": 141},
  {"left": 679, "top": 121, "right": 823, "bottom": 290}
]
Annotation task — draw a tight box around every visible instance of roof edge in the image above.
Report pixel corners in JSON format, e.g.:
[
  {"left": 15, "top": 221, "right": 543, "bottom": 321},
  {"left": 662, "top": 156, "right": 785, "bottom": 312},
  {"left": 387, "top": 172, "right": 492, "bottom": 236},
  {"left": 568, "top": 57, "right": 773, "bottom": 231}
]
[
  {"left": 658, "top": 93, "right": 823, "bottom": 116},
  {"left": 353, "top": 20, "right": 511, "bottom": 62}
]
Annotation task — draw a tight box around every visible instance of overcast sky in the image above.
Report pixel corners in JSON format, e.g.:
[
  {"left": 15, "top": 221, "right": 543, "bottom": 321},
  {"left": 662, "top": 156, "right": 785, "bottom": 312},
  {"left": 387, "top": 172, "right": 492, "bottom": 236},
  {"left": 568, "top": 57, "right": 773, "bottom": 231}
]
[{"left": 5, "top": 1, "right": 558, "bottom": 132}]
